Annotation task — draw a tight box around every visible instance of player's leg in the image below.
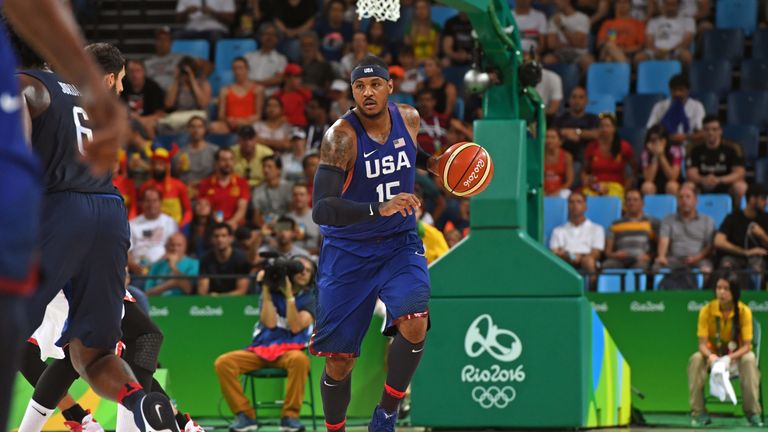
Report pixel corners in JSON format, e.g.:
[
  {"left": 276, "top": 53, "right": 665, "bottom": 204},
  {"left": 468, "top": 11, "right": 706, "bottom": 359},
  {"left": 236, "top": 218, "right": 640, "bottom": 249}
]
[
  {"left": 121, "top": 301, "right": 164, "bottom": 390},
  {"left": 0, "top": 293, "right": 27, "bottom": 431},
  {"left": 310, "top": 241, "right": 379, "bottom": 432},
  {"left": 373, "top": 233, "right": 431, "bottom": 428}
]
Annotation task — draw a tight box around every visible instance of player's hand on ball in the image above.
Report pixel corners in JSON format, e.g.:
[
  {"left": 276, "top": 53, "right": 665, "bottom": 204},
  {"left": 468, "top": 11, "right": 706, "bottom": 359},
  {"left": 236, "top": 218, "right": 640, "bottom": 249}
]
[{"left": 379, "top": 193, "right": 421, "bottom": 217}]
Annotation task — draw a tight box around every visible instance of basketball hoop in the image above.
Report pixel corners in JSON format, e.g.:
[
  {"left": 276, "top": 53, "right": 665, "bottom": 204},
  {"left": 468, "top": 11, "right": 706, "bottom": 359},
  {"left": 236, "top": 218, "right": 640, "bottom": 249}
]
[{"left": 357, "top": 0, "right": 401, "bottom": 22}]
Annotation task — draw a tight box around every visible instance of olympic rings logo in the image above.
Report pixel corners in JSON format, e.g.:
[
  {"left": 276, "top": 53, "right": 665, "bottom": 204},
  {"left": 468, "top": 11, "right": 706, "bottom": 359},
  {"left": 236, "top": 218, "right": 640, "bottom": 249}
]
[{"left": 471, "top": 385, "right": 516, "bottom": 409}]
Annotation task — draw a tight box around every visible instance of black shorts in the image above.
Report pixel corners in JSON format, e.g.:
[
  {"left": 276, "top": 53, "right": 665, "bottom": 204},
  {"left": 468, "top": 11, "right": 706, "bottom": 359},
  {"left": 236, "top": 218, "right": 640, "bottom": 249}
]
[{"left": 27, "top": 192, "right": 129, "bottom": 350}]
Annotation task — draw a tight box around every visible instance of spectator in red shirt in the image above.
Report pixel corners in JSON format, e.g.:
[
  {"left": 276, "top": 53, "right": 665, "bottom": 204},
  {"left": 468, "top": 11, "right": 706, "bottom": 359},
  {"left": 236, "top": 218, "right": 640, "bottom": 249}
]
[
  {"left": 415, "top": 90, "right": 448, "bottom": 154},
  {"left": 198, "top": 148, "right": 251, "bottom": 229},
  {"left": 274, "top": 63, "right": 312, "bottom": 127},
  {"left": 113, "top": 152, "right": 137, "bottom": 219},
  {"left": 139, "top": 147, "right": 193, "bottom": 229},
  {"left": 582, "top": 113, "right": 637, "bottom": 199}
]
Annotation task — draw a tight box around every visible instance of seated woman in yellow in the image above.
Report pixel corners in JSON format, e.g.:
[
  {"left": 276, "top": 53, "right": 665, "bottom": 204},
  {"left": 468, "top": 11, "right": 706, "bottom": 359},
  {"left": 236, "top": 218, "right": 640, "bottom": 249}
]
[{"left": 687, "top": 272, "right": 763, "bottom": 427}]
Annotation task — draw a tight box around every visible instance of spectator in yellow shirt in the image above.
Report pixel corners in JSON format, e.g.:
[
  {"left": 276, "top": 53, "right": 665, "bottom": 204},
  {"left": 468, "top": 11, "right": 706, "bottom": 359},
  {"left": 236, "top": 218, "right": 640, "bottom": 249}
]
[{"left": 687, "top": 272, "right": 763, "bottom": 427}]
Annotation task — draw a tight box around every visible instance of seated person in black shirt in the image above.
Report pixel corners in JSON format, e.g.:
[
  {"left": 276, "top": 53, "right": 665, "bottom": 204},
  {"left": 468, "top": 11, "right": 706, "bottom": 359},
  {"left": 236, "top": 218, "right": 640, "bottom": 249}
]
[
  {"left": 198, "top": 222, "right": 253, "bottom": 296},
  {"left": 121, "top": 59, "right": 166, "bottom": 138},
  {"left": 714, "top": 184, "right": 768, "bottom": 277},
  {"left": 686, "top": 116, "right": 747, "bottom": 202},
  {"left": 552, "top": 86, "right": 600, "bottom": 162}
]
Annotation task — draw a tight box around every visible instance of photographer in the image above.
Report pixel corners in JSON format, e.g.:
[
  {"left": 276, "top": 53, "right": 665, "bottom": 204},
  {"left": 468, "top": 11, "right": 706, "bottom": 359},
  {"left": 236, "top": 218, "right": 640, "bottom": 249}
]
[
  {"left": 214, "top": 255, "right": 316, "bottom": 432},
  {"left": 159, "top": 55, "right": 211, "bottom": 133}
]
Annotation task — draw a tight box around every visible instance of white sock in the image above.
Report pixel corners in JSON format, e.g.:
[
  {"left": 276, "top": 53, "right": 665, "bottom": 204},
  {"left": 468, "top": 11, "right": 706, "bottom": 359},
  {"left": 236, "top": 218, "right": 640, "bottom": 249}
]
[
  {"left": 116, "top": 403, "right": 141, "bottom": 432},
  {"left": 18, "top": 399, "right": 54, "bottom": 432}
]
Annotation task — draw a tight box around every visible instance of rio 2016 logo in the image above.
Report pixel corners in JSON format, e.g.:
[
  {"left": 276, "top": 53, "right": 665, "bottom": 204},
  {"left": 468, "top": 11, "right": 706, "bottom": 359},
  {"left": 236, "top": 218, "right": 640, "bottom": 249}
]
[{"left": 462, "top": 314, "right": 525, "bottom": 410}]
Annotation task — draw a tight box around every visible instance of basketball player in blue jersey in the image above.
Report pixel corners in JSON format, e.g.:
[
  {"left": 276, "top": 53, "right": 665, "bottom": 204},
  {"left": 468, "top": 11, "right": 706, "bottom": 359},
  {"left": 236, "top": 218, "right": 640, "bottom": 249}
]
[
  {"left": 13, "top": 38, "right": 178, "bottom": 432},
  {"left": 0, "top": 1, "right": 129, "bottom": 430},
  {"left": 310, "top": 55, "right": 439, "bottom": 432}
]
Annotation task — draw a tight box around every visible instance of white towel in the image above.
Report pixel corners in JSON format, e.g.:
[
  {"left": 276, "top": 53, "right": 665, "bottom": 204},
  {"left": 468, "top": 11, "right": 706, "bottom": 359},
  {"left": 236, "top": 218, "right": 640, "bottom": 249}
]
[{"left": 709, "top": 357, "right": 737, "bottom": 405}]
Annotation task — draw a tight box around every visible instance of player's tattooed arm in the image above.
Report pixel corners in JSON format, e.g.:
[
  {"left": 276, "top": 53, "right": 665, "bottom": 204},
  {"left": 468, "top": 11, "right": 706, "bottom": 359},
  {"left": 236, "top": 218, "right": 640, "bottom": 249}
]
[
  {"left": 399, "top": 103, "right": 438, "bottom": 175},
  {"left": 319, "top": 124, "right": 356, "bottom": 172}
]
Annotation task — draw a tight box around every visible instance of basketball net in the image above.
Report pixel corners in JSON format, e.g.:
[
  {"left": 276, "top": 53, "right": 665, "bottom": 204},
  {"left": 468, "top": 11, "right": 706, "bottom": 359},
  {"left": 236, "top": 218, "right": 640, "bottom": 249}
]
[{"left": 357, "top": 0, "right": 400, "bottom": 22}]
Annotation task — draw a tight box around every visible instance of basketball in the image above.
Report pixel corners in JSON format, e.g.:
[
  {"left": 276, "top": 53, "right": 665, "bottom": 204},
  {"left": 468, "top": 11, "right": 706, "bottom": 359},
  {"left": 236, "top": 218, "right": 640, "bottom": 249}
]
[{"left": 437, "top": 142, "right": 494, "bottom": 197}]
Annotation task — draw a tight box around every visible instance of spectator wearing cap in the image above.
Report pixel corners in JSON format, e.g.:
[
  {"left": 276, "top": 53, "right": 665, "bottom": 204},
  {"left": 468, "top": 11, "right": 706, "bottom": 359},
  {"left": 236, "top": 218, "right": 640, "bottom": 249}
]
[
  {"left": 210, "top": 56, "right": 265, "bottom": 134},
  {"left": 314, "top": 0, "right": 353, "bottom": 63},
  {"left": 389, "top": 66, "right": 415, "bottom": 106},
  {"left": 253, "top": 96, "right": 292, "bottom": 151},
  {"left": 244, "top": 22, "right": 288, "bottom": 95},
  {"left": 145, "top": 27, "right": 184, "bottom": 92},
  {"left": 328, "top": 79, "right": 352, "bottom": 122},
  {"left": 232, "top": 125, "right": 274, "bottom": 188},
  {"left": 282, "top": 128, "right": 308, "bottom": 183},
  {"left": 121, "top": 59, "right": 166, "bottom": 139},
  {"left": 298, "top": 31, "right": 336, "bottom": 94},
  {"left": 252, "top": 155, "right": 293, "bottom": 227},
  {"left": 304, "top": 96, "right": 331, "bottom": 151},
  {"left": 646, "top": 74, "right": 705, "bottom": 145},
  {"left": 274, "top": 64, "right": 312, "bottom": 127},
  {"left": 341, "top": 31, "right": 375, "bottom": 78},
  {"left": 198, "top": 148, "right": 251, "bottom": 229},
  {"left": 175, "top": 0, "right": 235, "bottom": 43},
  {"left": 140, "top": 148, "right": 193, "bottom": 230}
]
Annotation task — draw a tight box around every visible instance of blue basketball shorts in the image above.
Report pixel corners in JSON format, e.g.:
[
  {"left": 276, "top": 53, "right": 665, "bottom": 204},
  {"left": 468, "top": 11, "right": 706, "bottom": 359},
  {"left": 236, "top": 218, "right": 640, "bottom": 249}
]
[
  {"left": 310, "top": 231, "right": 431, "bottom": 358},
  {"left": 26, "top": 192, "right": 129, "bottom": 350}
]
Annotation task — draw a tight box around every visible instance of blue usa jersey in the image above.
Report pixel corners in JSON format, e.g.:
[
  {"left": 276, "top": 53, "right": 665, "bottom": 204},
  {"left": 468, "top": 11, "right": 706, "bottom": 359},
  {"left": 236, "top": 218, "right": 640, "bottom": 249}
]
[
  {"left": 321, "top": 102, "right": 417, "bottom": 241},
  {"left": 18, "top": 69, "right": 117, "bottom": 195},
  {"left": 0, "top": 19, "right": 35, "bottom": 167}
]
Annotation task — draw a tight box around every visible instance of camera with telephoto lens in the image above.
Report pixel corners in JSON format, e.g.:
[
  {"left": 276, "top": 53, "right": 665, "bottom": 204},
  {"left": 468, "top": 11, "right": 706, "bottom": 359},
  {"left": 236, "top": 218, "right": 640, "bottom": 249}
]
[{"left": 260, "top": 252, "right": 305, "bottom": 292}]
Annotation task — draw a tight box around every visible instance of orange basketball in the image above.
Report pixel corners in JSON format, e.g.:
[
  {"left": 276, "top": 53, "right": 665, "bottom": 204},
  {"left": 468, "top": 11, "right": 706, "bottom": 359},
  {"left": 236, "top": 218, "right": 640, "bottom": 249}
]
[{"left": 437, "top": 142, "right": 494, "bottom": 197}]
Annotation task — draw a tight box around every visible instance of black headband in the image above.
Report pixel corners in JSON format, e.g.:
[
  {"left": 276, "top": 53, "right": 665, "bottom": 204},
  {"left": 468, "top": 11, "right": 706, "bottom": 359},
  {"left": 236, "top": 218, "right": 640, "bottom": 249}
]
[{"left": 350, "top": 64, "right": 390, "bottom": 84}]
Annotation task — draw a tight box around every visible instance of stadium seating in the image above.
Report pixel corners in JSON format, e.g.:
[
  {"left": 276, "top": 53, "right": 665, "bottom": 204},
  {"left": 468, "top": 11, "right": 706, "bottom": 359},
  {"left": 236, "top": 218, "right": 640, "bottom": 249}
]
[
  {"left": 431, "top": 5, "right": 459, "bottom": 28},
  {"left": 715, "top": 0, "right": 757, "bottom": 36},
  {"left": 153, "top": 134, "right": 180, "bottom": 150},
  {"left": 585, "top": 94, "right": 615, "bottom": 115},
  {"left": 691, "top": 91, "right": 719, "bottom": 116},
  {"left": 214, "top": 39, "right": 257, "bottom": 74},
  {"left": 209, "top": 70, "right": 234, "bottom": 95},
  {"left": 585, "top": 196, "right": 621, "bottom": 232},
  {"left": 586, "top": 62, "right": 630, "bottom": 101},
  {"left": 722, "top": 124, "right": 760, "bottom": 164},
  {"left": 689, "top": 60, "right": 733, "bottom": 98},
  {"left": 454, "top": 96, "right": 465, "bottom": 120},
  {"left": 653, "top": 270, "right": 705, "bottom": 290},
  {"left": 597, "top": 270, "right": 647, "bottom": 293},
  {"left": 696, "top": 194, "right": 732, "bottom": 229},
  {"left": 701, "top": 29, "right": 745, "bottom": 63},
  {"left": 756, "top": 158, "right": 768, "bottom": 184},
  {"left": 543, "top": 196, "right": 567, "bottom": 248},
  {"left": 618, "top": 126, "right": 647, "bottom": 157},
  {"left": 170, "top": 39, "right": 210, "bottom": 60},
  {"left": 740, "top": 59, "right": 768, "bottom": 92},
  {"left": 727, "top": 91, "right": 768, "bottom": 128},
  {"left": 643, "top": 194, "right": 676, "bottom": 221},
  {"left": 636, "top": 61, "right": 681, "bottom": 96},
  {"left": 622, "top": 94, "right": 664, "bottom": 128},
  {"left": 545, "top": 63, "right": 579, "bottom": 101},
  {"left": 752, "top": 28, "right": 768, "bottom": 59},
  {"left": 443, "top": 65, "right": 469, "bottom": 95},
  {"left": 205, "top": 133, "right": 237, "bottom": 148}
]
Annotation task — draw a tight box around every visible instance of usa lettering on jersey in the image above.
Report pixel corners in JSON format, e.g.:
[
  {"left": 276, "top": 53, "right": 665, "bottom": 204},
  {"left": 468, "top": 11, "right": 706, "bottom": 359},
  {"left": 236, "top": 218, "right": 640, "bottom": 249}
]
[{"left": 365, "top": 150, "right": 411, "bottom": 179}]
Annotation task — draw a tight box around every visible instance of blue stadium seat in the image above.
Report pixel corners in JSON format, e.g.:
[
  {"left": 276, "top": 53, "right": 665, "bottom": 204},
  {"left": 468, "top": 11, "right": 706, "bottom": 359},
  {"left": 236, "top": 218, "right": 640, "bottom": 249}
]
[
  {"left": 701, "top": 29, "right": 745, "bottom": 63},
  {"left": 443, "top": 65, "right": 470, "bottom": 95},
  {"left": 636, "top": 61, "right": 682, "bottom": 96},
  {"left": 585, "top": 196, "right": 622, "bottom": 232},
  {"left": 618, "top": 126, "right": 647, "bottom": 157},
  {"left": 209, "top": 70, "right": 234, "bottom": 95},
  {"left": 585, "top": 94, "right": 615, "bottom": 115},
  {"left": 716, "top": 0, "right": 757, "bottom": 36},
  {"left": 753, "top": 28, "right": 768, "bottom": 59},
  {"left": 643, "top": 194, "right": 676, "bottom": 221},
  {"left": 653, "top": 270, "right": 705, "bottom": 290},
  {"left": 622, "top": 94, "right": 664, "bottom": 128},
  {"left": 740, "top": 59, "right": 768, "bottom": 91},
  {"left": 153, "top": 134, "right": 180, "bottom": 150},
  {"left": 431, "top": 5, "right": 459, "bottom": 28},
  {"left": 756, "top": 158, "right": 768, "bottom": 184},
  {"left": 543, "top": 196, "right": 567, "bottom": 248},
  {"left": 454, "top": 96, "right": 465, "bottom": 120},
  {"left": 727, "top": 91, "right": 768, "bottom": 128},
  {"left": 205, "top": 133, "right": 236, "bottom": 148},
  {"left": 696, "top": 194, "right": 733, "bottom": 229},
  {"left": 689, "top": 60, "right": 733, "bottom": 98},
  {"left": 722, "top": 124, "right": 760, "bottom": 164},
  {"left": 691, "top": 91, "right": 719, "bottom": 116},
  {"left": 586, "top": 62, "right": 631, "bottom": 101},
  {"left": 214, "top": 39, "right": 257, "bottom": 74},
  {"left": 545, "top": 63, "right": 579, "bottom": 102},
  {"left": 171, "top": 39, "right": 210, "bottom": 60},
  {"left": 597, "top": 270, "right": 647, "bottom": 293}
]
